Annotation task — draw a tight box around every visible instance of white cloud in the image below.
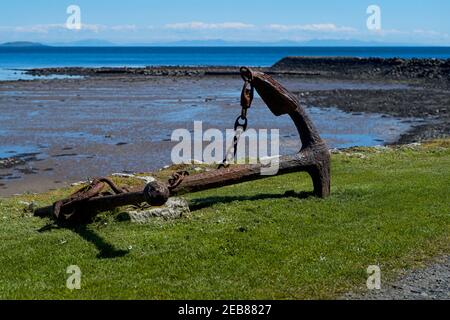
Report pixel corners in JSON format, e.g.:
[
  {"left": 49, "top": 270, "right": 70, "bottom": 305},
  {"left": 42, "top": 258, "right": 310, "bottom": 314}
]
[
  {"left": 1, "top": 21, "right": 449, "bottom": 44},
  {"left": 12, "top": 24, "right": 65, "bottom": 33},
  {"left": 164, "top": 21, "right": 255, "bottom": 30},
  {"left": 0, "top": 24, "right": 136, "bottom": 33},
  {"left": 413, "top": 29, "right": 448, "bottom": 37},
  {"left": 365, "top": 28, "right": 449, "bottom": 40},
  {"left": 110, "top": 25, "right": 137, "bottom": 31},
  {"left": 267, "top": 23, "right": 357, "bottom": 33},
  {"left": 80, "top": 24, "right": 104, "bottom": 33}
]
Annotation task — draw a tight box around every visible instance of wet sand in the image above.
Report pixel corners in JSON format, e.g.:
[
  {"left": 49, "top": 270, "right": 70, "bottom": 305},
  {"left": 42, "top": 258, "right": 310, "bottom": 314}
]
[{"left": 1, "top": 58, "right": 449, "bottom": 196}]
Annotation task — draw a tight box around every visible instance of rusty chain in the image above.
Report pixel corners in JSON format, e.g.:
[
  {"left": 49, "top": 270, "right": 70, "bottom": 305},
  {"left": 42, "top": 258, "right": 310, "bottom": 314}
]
[{"left": 218, "top": 67, "right": 254, "bottom": 169}]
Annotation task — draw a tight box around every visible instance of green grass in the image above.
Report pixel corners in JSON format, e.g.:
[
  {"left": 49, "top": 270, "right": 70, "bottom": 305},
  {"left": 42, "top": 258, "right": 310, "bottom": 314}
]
[{"left": 0, "top": 140, "right": 449, "bottom": 299}]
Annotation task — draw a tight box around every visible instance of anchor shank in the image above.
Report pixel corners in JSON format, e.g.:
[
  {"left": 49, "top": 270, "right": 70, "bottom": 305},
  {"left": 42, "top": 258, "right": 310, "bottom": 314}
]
[{"left": 171, "top": 142, "right": 330, "bottom": 198}]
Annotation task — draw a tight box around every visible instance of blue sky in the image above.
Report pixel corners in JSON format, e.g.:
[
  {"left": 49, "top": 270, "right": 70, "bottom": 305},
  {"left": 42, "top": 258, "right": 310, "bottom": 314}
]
[{"left": 0, "top": 0, "right": 449, "bottom": 44}]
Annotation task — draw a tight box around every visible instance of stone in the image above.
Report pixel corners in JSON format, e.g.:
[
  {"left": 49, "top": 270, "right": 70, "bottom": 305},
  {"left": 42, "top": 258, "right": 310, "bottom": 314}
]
[
  {"left": 20, "top": 200, "right": 38, "bottom": 213},
  {"left": 124, "top": 197, "right": 190, "bottom": 223},
  {"left": 111, "top": 172, "right": 156, "bottom": 183}
]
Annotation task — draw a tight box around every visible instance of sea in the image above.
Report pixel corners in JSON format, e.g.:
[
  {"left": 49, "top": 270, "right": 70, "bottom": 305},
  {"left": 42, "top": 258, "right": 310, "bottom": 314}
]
[{"left": 0, "top": 46, "right": 450, "bottom": 80}]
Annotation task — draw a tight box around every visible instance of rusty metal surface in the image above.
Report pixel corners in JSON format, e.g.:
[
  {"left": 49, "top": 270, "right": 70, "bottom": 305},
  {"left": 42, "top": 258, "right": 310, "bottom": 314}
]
[
  {"left": 35, "top": 67, "right": 331, "bottom": 223},
  {"left": 35, "top": 181, "right": 170, "bottom": 223},
  {"left": 52, "top": 177, "right": 127, "bottom": 223}
]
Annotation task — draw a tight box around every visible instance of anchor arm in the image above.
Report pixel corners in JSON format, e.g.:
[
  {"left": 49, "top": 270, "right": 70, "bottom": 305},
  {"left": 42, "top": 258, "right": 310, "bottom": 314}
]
[{"left": 247, "top": 68, "right": 325, "bottom": 150}]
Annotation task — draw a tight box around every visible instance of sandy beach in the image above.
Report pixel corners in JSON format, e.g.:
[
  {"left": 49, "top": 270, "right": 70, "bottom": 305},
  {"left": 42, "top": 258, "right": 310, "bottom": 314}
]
[{"left": 1, "top": 57, "right": 449, "bottom": 196}]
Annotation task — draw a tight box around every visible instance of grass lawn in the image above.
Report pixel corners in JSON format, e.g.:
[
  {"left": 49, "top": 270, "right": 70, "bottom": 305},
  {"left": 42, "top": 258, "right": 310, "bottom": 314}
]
[{"left": 0, "top": 140, "right": 449, "bottom": 299}]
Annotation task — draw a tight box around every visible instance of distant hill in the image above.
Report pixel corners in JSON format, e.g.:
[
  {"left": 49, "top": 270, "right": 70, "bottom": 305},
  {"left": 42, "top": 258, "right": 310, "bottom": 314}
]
[
  {"left": 0, "top": 41, "right": 48, "bottom": 47},
  {"left": 297, "top": 39, "right": 409, "bottom": 47}
]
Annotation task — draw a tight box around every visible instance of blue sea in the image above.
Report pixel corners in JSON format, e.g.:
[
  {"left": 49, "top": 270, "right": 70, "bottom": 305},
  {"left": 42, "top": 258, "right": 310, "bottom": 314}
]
[{"left": 0, "top": 46, "right": 450, "bottom": 80}]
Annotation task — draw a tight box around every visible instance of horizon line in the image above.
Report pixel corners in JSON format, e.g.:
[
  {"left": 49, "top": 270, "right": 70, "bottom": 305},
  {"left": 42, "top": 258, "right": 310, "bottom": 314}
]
[{"left": 2, "top": 40, "right": 450, "bottom": 48}]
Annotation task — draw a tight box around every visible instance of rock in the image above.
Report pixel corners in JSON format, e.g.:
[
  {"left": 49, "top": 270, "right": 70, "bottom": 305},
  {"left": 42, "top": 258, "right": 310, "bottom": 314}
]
[
  {"left": 139, "top": 176, "right": 156, "bottom": 183},
  {"left": 112, "top": 173, "right": 135, "bottom": 178},
  {"left": 111, "top": 173, "right": 156, "bottom": 183},
  {"left": 0, "top": 157, "right": 25, "bottom": 169},
  {"left": 123, "top": 197, "right": 190, "bottom": 223},
  {"left": 71, "top": 180, "right": 88, "bottom": 187},
  {"left": 20, "top": 201, "right": 38, "bottom": 214}
]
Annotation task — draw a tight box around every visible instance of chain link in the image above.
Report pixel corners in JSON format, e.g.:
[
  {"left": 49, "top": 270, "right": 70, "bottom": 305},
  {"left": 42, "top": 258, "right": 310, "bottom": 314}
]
[{"left": 168, "top": 171, "right": 190, "bottom": 190}]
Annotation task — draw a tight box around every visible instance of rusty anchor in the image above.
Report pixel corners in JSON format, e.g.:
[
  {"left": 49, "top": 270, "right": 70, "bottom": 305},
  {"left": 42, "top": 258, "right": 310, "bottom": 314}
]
[{"left": 35, "top": 67, "right": 330, "bottom": 223}]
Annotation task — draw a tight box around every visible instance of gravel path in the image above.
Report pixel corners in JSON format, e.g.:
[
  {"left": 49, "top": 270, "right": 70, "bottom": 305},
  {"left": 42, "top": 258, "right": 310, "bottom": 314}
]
[{"left": 346, "top": 256, "right": 450, "bottom": 300}]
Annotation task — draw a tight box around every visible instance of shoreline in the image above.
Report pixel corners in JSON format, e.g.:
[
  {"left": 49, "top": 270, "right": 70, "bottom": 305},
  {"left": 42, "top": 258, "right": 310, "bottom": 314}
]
[{"left": 23, "top": 56, "right": 450, "bottom": 83}]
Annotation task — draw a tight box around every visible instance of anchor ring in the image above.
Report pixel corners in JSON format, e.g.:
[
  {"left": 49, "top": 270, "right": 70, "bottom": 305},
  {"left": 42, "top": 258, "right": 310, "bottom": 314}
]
[{"left": 240, "top": 67, "right": 253, "bottom": 83}]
